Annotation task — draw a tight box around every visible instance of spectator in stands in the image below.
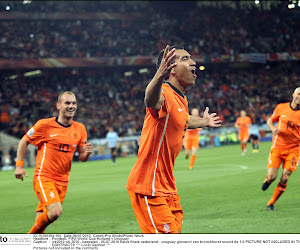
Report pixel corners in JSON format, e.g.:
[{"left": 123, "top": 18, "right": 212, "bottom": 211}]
[
  {"left": 0, "top": 2, "right": 299, "bottom": 59},
  {"left": 0, "top": 105, "right": 11, "bottom": 130},
  {"left": 1, "top": 1, "right": 300, "bottom": 140},
  {"left": 1, "top": 63, "right": 299, "bottom": 139}
]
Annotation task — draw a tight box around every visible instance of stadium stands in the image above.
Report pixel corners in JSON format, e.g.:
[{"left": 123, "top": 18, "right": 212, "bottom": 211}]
[{"left": 0, "top": 1, "right": 300, "bottom": 139}]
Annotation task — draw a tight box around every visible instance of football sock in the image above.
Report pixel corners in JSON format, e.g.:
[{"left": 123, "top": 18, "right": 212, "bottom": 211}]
[
  {"left": 241, "top": 144, "right": 244, "bottom": 152},
  {"left": 28, "top": 211, "right": 52, "bottom": 234},
  {"left": 267, "top": 181, "right": 287, "bottom": 206},
  {"left": 189, "top": 155, "right": 196, "bottom": 170}
]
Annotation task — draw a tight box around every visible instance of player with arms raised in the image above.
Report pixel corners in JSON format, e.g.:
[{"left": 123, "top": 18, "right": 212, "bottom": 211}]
[
  {"left": 15, "top": 91, "right": 93, "bottom": 233},
  {"left": 126, "top": 45, "right": 222, "bottom": 234}
]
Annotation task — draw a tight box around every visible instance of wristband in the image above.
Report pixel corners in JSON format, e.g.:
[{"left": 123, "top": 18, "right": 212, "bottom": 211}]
[{"left": 16, "top": 160, "right": 24, "bottom": 167}]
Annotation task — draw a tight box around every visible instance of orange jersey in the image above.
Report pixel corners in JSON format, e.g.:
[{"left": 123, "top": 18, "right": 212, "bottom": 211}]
[
  {"left": 185, "top": 128, "right": 200, "bottom": 138},
  {"left": 25, "top": 117, "right": 87, "bottom": 186},
  {"left": 126, "top": 83, "right": 189, "bottom": 196},
  {"left": 235, "top": 116, "right": 252, "bottom": 135},
  {"left": 270, "top": 102, "right": 300, "bottom": 149},
  {"left": 185, "top": 116, "right": 201, "bottom": 140},
  {"left": 184, "top": 117, "right": 201, "bottom": 150}
]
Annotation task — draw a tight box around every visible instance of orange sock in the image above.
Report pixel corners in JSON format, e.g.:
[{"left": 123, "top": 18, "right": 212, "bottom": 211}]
[
  {"left": 241, "top": 144, "right": 244, "bottom": 152},
  {"left": 189, "top": 155, "right": 196, "bottom": 169},
  {"left": 28, "top": 211, "right": 51, "bottom": 234},
  {"left": 267, "top": 182, "right": 287, "bottom": 206}
]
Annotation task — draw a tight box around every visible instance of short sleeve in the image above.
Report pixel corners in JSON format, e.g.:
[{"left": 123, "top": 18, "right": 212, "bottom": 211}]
[
  {"left": 248, "top": 117, "right": 252, "bottom": 125},
  {"left": 78, "top": 124, "right": 87, "bottom": 147},
  {"left": 270, "top": 105, "right": 281, "bottom": 123},
  {"left": 149, "top": 87, "right": 171, "bottom": 119},
  {"left": 24, "top": 120, "right": 45, "bottom": 146}
]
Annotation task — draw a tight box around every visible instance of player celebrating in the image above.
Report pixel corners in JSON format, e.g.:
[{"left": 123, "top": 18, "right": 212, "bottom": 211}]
[
  {"left": 14, "top": 91, "right": 93, "bottom": 233},
  {"left": 126, "top": 45, "right": 222, "bottom": 234},
  {"left": 235, "top": 110, "right": 252, "bottom": 156},
  {"left": 261, "top": 87, "right": 300, "bottom": 211},
  {"left": 184, "top": 108, "right": 202, "bottom": 170}
]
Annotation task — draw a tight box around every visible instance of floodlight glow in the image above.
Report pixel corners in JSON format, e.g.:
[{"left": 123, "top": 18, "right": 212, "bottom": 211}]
[
  {"left": 6, "top": 5, "right": 10, "bottom": 11},
  {"left": 288, "top": 3, "right": 295, "bottom": 8},
  {"left": 255, "top": 0, "right": 259, "bottom": 4},
  {"left": 199, "top": 66, "right": 205, "bottom": 71},
  {"left": 24, "top": 70, "right": 42, "bottom": 77},
  {"left": 8, "top": 75, "right": 18, "bottom": 80},
  {"left": 124, "top": 71, "right": 133, "bottom": 77},
  {"left": 139, "top": 68, "right": 149, "bottom": 74}
]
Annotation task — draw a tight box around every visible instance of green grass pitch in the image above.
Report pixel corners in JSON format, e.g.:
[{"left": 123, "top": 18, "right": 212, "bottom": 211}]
[{"left": 1, "top": 141, "right": 300, "bottom": 234}]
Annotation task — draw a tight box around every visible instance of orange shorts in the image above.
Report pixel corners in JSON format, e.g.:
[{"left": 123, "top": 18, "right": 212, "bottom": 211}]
[
  {"left": 33, "top": 178, "right": 68, "bottom": 213},
  {"left": 239, "top": 132, "right": 249, "bottom": 141},
  {"left": 128, "top": 190, "right": 183, "bottom": 234},
  {"left": 185, "top": 137, "right": 199, "bottom": 150},
  {"left": 267, "top": 147, "right": 300, "bottom": 172}
]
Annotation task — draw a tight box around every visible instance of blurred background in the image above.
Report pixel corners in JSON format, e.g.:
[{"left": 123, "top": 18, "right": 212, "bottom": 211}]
[{"left": 0, "top": 0, "right": 300, "bottom": 169}]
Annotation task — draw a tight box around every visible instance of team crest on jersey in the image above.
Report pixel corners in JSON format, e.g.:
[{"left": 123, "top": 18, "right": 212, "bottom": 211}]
[
  {"left": 73, "top": 132, "right": 78, "bottom": 140},
  {"left": 163, "top": 223, "right": 171, "bottom": 233},
  {"left": 27, "top": 127, "right": 35, "bottom": 137}
]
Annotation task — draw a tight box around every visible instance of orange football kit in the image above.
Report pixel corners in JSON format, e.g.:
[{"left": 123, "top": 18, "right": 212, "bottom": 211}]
[
  {"left": 24, "top": 117, "right": 87, "bottom": 212},
  {"left": 264, "top": 102, "right": 300, "bottom": 208},
  {"left": 235, "top": 116, "right": 252, "bottom": 141},
  {"left": 126, "top": 82, "right": 189, "bottom": 233},
  {"left": 184, "top": 120, "right": 201, "bottom": 170},
  {"left": 184, "top": 127, "right": 200, "bottom": 150},
  {"left": 268, "top": 102, "right": 300, "bottom": 172}
]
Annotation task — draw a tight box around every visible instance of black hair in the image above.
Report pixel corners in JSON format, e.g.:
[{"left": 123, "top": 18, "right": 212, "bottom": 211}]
[{"left": 156, "top": 45, "right": 184, "bottom": 70}]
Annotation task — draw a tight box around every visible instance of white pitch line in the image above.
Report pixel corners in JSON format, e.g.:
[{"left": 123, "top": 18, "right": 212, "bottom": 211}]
[{"left": 222, "top": 164, "right": 248, "bottom": 170}]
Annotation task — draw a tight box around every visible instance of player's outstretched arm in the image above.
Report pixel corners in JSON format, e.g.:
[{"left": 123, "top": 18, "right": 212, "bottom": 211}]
[
  {"left": 78, "top": 143, "right": 94, "bottom": 162},
  {"left": 188, "top": 107, "right": 222, "bottom": 129},
  {"left": 144, "top": 45, "right": 177, "bottom": 111},
  {"left": 15, "top": 136, "right": 29, "bottom": 181}
]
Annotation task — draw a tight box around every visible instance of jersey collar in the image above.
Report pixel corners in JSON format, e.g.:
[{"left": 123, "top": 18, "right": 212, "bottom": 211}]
[
  {"left": 290, "top": 102, "right": 300, "bottom": 111},
  {"left": 165, "top": 81, "right": 185, "bottom": 99},
  {"left": 56, "top": 117, "right": 72, "bottom": 128}
]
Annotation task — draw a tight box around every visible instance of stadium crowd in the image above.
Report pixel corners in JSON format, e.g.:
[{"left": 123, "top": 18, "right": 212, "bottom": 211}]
[
  {"left": 1, "top": 63, "right": 299, "bottom": 139},
  {"left": 0, "top": 1, "right": 299, "bottom": 59},
  {"left": 1, "top": 1, "right": 300, "bottom": 139}
]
